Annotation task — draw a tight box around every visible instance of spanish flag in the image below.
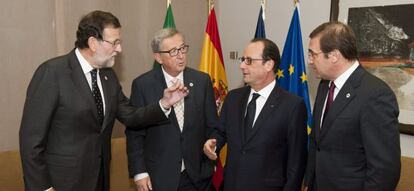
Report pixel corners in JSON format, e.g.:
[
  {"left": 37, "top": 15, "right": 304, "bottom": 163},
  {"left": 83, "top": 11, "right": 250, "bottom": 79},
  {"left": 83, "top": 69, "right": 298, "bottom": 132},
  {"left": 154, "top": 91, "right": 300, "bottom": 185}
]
[{"left": 198, "top": 7, "right": 227, "bottom": 190}]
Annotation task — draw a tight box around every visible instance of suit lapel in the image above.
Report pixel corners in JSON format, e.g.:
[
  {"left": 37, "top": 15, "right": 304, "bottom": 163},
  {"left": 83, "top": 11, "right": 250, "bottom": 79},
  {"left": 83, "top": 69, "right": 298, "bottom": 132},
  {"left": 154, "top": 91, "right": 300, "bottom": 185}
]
[
  {"left": 68, "top": 50, "right": 101, "bottom": 128},
  {"left": 244, "top": 86, "right": 280, "bottom": 144},
  {"left": 99, "top": 69, "right": 111, "bottom": 131},
  {"left": 319, "top": 66, "right": 365, "bottom": 140},
  {"left": 239, "top": 87, "right": 250, "bottom": 146},
  {"left": 314, "top": 80, "right": 329, "bottom": 141},
  {"left": 182, "top": 69, "right": 195, "bottom": 134}
]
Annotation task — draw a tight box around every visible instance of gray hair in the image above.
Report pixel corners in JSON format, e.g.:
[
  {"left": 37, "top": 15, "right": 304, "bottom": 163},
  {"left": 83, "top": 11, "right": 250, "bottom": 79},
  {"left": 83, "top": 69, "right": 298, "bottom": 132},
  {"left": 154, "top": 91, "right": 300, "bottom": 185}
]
[{"left": 151, "top": 28, "right": 182, "bottom": 52}]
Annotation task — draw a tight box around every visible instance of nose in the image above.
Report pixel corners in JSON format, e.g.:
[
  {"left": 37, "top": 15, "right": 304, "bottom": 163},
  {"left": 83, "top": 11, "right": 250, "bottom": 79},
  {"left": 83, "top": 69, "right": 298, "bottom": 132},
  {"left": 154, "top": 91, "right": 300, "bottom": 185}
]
[
  {"left": 176, "top": 51, "right": 184, "bottom": 59},
  {"left": 307, "top": 57, "right": 313, "bottom": 66},
  {"left": 115, "top": 44, "right": 122, "bottom": 53},
  {"left": 239, "top": 61, "right": 247, "bottom": 69}
]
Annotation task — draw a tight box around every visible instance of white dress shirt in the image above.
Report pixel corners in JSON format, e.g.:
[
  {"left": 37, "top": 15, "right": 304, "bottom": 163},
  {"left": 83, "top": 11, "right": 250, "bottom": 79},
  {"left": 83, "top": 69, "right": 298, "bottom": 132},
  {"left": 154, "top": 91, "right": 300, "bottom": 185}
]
[
  {"left": 320, "top": 61, "right": 359, "bottom": 126},
  {"left": 247, "top": 79, "right": 276, "bottom": 127},
  {"left": 75, "top": 48, "right": 106, "bottom": 113}
]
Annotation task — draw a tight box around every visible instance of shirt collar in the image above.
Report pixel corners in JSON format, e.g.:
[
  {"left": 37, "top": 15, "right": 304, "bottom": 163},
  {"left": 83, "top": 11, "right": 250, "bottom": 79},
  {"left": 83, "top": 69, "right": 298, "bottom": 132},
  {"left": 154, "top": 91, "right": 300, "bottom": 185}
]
[
  {"left": 249, "top": 79, "right": 276, "bottom": 100},
  {"left": 75, "top": 48, "right": 94, "bottom": 74},
  {"left": 162, "top": 66, "right": 184, "bottom": 84},
  {"left": 333, "top": 60, "right": 359, "bottom": 90}
]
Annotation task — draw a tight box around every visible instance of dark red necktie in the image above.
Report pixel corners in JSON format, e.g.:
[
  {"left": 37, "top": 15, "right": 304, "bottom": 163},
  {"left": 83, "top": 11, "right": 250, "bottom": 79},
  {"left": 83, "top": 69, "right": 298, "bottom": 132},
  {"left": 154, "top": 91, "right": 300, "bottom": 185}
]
[{"left": 322, "top": 81, "right": 335, "bottom": 125}]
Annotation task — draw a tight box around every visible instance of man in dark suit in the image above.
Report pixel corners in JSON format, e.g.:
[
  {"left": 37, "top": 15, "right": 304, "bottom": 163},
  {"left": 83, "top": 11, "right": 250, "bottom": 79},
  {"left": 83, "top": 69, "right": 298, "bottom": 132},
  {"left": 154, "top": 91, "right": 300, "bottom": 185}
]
[
  {"left": 19, "top": 11, "right": 188, "bottom": 191},
  {"left": 125, "top": 28, "right": 218, "bottom": 191},
  {"left": 203, "top": 38, "right": 308, "bottom": 191},
  {"left": 304, "top": 21, "right": 401, "bottom": 191}
]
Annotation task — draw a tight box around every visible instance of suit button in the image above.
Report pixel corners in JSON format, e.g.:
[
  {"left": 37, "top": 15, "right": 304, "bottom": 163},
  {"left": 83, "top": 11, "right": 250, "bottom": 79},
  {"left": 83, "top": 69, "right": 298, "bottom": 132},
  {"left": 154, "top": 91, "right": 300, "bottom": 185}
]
[
  {"left": 317, "top": 147, "right": 320, "bottom": 152},
  {"left": 242, "top": 151, "right": 246, "bottom": 155}
]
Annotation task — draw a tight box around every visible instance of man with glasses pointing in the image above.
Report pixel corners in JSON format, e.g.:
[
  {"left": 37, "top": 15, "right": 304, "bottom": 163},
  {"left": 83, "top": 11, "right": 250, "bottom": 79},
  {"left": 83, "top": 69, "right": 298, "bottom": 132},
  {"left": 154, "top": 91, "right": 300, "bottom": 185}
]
[{"left": 126, "top": 28, "right": 218, "bottom": 191}]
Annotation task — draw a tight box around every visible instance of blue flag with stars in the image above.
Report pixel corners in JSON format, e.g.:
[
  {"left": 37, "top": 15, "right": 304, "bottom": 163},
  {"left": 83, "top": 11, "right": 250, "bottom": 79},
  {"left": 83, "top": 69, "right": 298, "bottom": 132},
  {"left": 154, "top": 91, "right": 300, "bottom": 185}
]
[
  {"left": 254, "top": 5, "right": 266, "bottom": 38},
  {"left": 276, "top": 4, "right": 312, "bottom": 136}
]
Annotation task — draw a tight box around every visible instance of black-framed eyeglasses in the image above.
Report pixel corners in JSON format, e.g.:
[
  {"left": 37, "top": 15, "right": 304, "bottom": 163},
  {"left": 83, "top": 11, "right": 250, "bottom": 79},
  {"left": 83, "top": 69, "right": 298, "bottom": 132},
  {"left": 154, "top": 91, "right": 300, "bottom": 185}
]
[
  {"left": 155, "top": 45, "right": 189, "bottom": 57},
  {"left": 308, "top": 50, "right": 323, "bottom": 60},
  {"left": 101, "top": 39, "right": 122, "bottom": 48},
  {"left": 238, "top": 57, "right": 268, "bottom": 65}
]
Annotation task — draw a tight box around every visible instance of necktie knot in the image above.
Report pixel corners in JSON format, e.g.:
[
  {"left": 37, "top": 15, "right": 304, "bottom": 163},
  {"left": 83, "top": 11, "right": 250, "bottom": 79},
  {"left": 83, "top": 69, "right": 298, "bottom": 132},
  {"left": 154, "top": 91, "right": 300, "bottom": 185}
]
[
  {"left": 91, "top": 69, "right": 97, "bottom": 78},
  {"left": 329, "top": 81, "right": 336, "bottom": 94},
  {"left": 251, "top": 93, "right": 260, "bottom": 102}
]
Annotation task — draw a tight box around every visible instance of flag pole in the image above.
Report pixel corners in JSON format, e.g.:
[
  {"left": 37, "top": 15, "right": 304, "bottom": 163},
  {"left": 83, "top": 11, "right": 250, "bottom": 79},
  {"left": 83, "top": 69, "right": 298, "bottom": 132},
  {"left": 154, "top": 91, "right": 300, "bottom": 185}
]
[
  {"left": 208, "top": 0, "right": 215, "bottom": 11},
  {"left": 262, "top": 0, "right": 266, "bottom": 21}
]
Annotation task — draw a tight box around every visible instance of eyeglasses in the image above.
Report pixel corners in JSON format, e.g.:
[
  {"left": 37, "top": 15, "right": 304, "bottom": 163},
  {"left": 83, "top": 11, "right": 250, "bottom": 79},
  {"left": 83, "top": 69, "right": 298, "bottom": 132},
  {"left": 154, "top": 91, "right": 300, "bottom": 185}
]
[
  {"left": 238, "top": 57, "right": 268, "bottom": 65},
  {"left": 101, "top": 39, "right": 122, "bottom": 48},
  {"left": 308, "top": 50, "right": 324, "bottom": 60},
  {"left": 155, "top": 45, "right": 189, "bottom": 57}
]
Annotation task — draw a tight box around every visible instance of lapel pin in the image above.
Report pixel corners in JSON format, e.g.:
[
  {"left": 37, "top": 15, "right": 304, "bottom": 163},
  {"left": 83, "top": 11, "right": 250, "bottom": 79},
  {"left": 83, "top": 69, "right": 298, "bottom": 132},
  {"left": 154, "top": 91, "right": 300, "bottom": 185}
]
[
  {"left": 346, "top": 93, "right": 351, "bottom": 98},
  {"left": 104, "top": 76, "right": 108, "bottom": 80},
  {"left": 189, "top": 82, "right": 194, "bottom": 87}
]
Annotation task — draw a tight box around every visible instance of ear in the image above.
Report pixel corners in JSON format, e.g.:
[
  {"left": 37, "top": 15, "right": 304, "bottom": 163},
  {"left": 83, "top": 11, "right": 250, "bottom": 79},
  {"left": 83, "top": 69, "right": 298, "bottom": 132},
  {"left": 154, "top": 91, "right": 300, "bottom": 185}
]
[
  {"left": 264, "top": 59, "right": 275, "bottom": 72},
  {"left": 88, "top": 37, "right": 98, "bottom": 52},
  {"left": 154, "top": 53, "right": 163, "bottom": 64},
  {"left": 330, "top": 49, "right": 341, "bottom": 63}
]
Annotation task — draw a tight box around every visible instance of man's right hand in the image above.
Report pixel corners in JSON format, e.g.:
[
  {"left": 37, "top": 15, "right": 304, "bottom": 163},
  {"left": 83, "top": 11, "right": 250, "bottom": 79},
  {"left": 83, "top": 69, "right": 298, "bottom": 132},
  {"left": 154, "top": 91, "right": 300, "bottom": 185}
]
[
  {"left": 45, "top": 187, "right": 55, "bottom": 191},
  {"left": 203, "top": 139, "right": 218, "bottom": 160},
  {"left": 134, "top": 176, "right": 152, "bottom": 191},
  {"left": 160, "top": 80, "right": 189, "bottom": 109}
]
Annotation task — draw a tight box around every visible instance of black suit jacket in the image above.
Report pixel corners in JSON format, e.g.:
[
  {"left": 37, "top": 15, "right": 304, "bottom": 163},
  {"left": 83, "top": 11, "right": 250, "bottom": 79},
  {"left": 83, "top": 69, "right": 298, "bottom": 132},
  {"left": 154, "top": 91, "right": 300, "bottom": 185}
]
[
  {"left": 211, "top": 85, "right": 307, "bottom": 191},
  {"left": 305, "top": 66, "right": 401, "bottom": 191},
  {"left": 19, "top": 50, "right": 167, "bottom": 191},
  {"left": 125, "top": 67, "right": 218, "bottom": 191}
]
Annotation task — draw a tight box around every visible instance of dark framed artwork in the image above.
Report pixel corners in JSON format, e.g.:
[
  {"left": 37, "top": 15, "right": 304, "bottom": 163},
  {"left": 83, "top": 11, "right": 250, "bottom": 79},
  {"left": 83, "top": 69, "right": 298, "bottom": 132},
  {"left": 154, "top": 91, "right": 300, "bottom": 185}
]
[{"left": 334, "top": 2, "right": 414, "bottom": 135}]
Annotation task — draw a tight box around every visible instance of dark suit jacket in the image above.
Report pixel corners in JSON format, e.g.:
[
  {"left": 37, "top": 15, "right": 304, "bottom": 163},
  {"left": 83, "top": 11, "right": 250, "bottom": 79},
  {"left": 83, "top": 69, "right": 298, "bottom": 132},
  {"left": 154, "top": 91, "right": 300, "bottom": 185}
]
[
  {"left": 125, "top": 67, "right": 218, "bottom": 191},
  {"left": 211, "top": 85, "right": 307, "bottom": 191},
  {"left": 305, "top": 66, "right": 401, "bottom": 191},
  {"left": 19, "top": 50, "right": 167, "bottom": 191}
]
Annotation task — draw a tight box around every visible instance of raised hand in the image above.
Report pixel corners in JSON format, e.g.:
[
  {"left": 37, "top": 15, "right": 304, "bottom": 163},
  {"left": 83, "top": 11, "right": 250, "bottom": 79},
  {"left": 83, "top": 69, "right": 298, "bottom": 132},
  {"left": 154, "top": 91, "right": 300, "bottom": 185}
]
[{"left": 160, "top": 80, "right": 189, "bottom": 109}]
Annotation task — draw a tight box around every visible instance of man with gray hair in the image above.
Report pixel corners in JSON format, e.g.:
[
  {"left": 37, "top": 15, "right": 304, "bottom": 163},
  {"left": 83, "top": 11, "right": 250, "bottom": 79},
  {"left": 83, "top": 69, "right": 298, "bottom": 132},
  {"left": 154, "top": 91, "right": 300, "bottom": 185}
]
[{"left": 125, "top": 28, "right": 218, "bottom": 191}]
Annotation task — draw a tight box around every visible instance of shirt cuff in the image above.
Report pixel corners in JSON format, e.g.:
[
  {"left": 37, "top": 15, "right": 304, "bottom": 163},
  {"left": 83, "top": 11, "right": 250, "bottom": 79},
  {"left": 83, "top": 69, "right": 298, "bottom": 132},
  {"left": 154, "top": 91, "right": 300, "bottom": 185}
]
[
  {"left": 134, "top": 172, "right": 149, "bottom": 181},
  {"left": 159, "top": 100, "right": 171, "bottom": 117}
]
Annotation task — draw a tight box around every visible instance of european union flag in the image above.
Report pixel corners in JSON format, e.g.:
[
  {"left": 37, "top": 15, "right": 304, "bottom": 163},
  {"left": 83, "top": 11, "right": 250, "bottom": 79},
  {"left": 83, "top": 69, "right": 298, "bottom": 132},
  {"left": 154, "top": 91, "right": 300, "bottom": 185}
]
[
  {"left": 276, "top": 5, "right": 312, "bottom": 136},
  {"left": 254, "top": 5, "right": 266, "bottom": 38}
]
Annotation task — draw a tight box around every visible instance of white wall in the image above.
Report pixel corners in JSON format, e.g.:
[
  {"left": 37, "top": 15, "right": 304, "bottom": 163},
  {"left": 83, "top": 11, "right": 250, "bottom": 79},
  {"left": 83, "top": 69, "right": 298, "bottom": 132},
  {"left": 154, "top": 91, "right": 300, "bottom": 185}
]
[{"left": 216, "top": 0, "right": 414, "bottom": 157}]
